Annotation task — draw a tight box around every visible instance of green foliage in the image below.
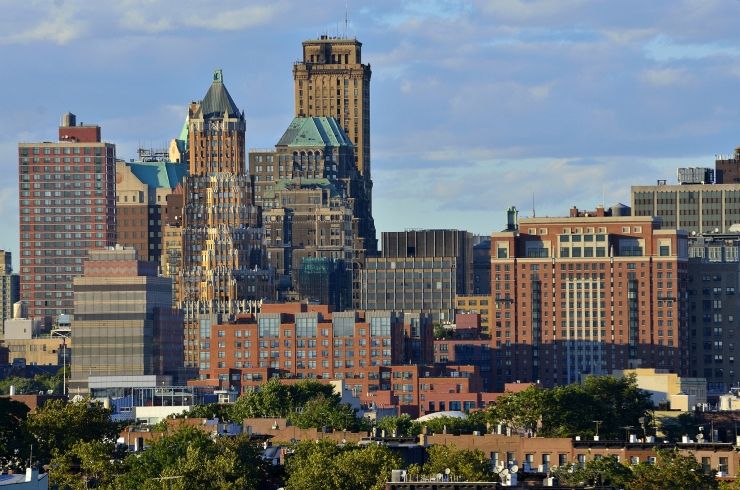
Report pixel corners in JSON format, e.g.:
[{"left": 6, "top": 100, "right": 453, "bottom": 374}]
[
  {"left": 415, "top": 412, "right": 487, "bottom": 436},
  {"left": 629, "top": 449, "right": 717, "bottom": 490},
  {"left": 0, "top": 398, "right": 31, "bottom": 471},
  {"left": 376, "top": 414, "right": 419, "bottom": 437},
  {"left": 229, "top": 378, "right": 335, "bottom": 421},
  {"left": 285, "top": 439, "right": 403, "bottom": 490},
  {"left": 413, "top": 445, "right": 496, "bottom": 482},
  {"left": 290, "top": 395, "right": 369, "bottom": 432},
  {"left": 114, "top": 427, "right": 272, "bottom": 489},
  {"left": 0, "top": 367, "right": 67, "bottom": 396},
  {"left": 485, "top": 375, "right": 654, "bottom": 439},
  {"left": 553, "top": 455, "right": 634, "bottom": 488},
  {"left": 658, "top": 412, "right": 699, "bottom": 442},
  {"left": 229, "top": 379, "right": 366, "bottom": 431},
  {"left": 24, "top": 398, "right": 119, "bottom": 466},
  {"left": 48, "top": 440, "right": 121, "bottom": 489},
  {"left": 433, "top": 324, "right": 452, "bottom": 340}
]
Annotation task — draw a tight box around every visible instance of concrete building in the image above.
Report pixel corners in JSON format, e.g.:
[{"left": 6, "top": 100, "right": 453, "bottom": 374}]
[
  {"left": 686, "top": 233, "right": 740, "bottom": 396},
  {"left": 69, "top": 247, "right": 183, "bottom": 393},
  {"left": 631, "top": 181, "right": 740, "bottom": 234},
  {"left": 491, "top": 206, "right": 688, "bottom": 388},
  {"left": 115, "top": 150, "right": 186, "bottom": 263},
  {"left": 614, "top": 368, "right": 707, "bottom": 411},
  {"left": 18, "top": 112, "right": 116, "bottom": 323},
  {"left": 359, "top": 230, "right": 474, "bottom": 323}
]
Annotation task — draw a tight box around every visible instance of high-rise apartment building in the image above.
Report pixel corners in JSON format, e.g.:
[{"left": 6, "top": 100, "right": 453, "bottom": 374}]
[
  {"left": 491, "top": 207, "right": 688, "bottom": 389},
  {"left": 18, "top": 113, "right": 116, "bottom": 323},
  {"left": 69, "top": 247, "right": 183, "bottom": 393},
  {"left": 115, "top": 150, "right": 186, "bottom": 263},
  {"left": 294, "top": 36, "right": 371, "bottom": 180},
  {"left": 0, "top": 251, "right": 20, "bottom": 327},
  {"left": 359, "top": 230, "right": 474, "bottom": 322},
  {"left": 687, "top": 233, "right": 740, "bottom": 396},
  {"left": 177, "top": 70, "right": 271, "bottom": 368}
]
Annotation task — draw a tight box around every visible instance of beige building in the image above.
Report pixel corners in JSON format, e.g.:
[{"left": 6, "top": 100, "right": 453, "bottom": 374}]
[
  {"left": 614, "top": 368, "right": 707, "bottom": 411},
  {"left": 455, "top": 294, "right": 492, "bottom": 333},
  {"left": 294, "top": 36, "right": 371, "bottom": 180}
]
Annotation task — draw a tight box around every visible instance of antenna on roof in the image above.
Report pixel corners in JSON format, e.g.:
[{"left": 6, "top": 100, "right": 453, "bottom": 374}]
[
  {"left": 344, "top": 0, "right": 349, "bottom": 37},
  {"left": 532, "top": 192, "right": 536, "bottom": 218}
]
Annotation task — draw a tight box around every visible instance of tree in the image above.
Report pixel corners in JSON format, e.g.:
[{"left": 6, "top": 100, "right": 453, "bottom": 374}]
[
  {"left": 629, "top": 449, "right": 717, "bottom": 490},
  {"left": 114, "top": 427, "right": 272, "bottom": 489},
  {"left": 0, "top": 398, "right": 31, "bottom": 471},
  {"left": 177, "top": 403, "right": 232, "bottom": 421},
  {"left": 290, "top": 395, "right": 367, "bottom": 432},
  {"left": 376, "top": 415, "right": 419, "bottom": 437},
  {"left": 48, "top": 440, "right": 121, "bottom": 489},
  {"left": 416, "top": 445, "right": 496, "bottom": 482},
  {"left": 486, "top": 386, "right": 546, "bottom": 434},
  {"left": 229, "top": 379, "right": 336, "bottom": 421},
  {"left": 25, "top": 398, "right": 119, "bottom": 465},
  {"left": 580, "top": 374, "right": 653, "bottom": 440},
  {"left": 553, "top": 456, "right": 634, "bottom": 488},
  {"left": 659, "top": 412, "right": 699, "bottom": 443},
  {"left": 284, "top": 439, "right": 403, "bottom": 490},
  {"left": 414, "top": 413, "right": 487, "bottom": 436}
]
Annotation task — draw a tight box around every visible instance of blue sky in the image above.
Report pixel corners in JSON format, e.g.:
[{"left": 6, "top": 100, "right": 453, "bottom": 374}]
[{"left": 3, "top": 0, "right": 740, "bottom": 268}]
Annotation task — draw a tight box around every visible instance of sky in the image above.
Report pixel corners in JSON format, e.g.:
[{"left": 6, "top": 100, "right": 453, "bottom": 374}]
[{"left": 3, "top": 0, "right": 740, "bottom": 269}]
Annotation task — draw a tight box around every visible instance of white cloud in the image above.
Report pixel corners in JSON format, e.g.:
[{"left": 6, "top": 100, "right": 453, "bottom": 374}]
[
  {"left": 0, "top": 3, "right": 86, "bottom": 45},
  {"left": 640, "top": 67, "right": 689, "bottom": 87}
]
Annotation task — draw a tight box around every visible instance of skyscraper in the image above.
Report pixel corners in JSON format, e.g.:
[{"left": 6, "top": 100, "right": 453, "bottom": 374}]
[
  {"left": 177, "top": 70, "right": 271, "bottom": 368},
  {"left": 294, "top": 36, "right": 371, "bottom": 180},
  {"left": 18, "top": 113, "right": 116, "bottom": 323}
]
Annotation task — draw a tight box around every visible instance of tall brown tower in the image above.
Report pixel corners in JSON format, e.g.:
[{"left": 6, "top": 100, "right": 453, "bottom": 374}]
[
  {"left": 178, "top": 70, "right": 270, "bottom": 368},
  {"left": 293, "top": 36, "right": 371, "bottom": 180}
]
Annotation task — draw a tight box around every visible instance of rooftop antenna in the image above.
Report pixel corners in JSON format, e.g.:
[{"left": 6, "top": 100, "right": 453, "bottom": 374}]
[
  {"left": 344, "top": 0, "right": 349, "bottom": 37},
  {"left": 532, "top": 192, "right": 536, "bottom": 218}
]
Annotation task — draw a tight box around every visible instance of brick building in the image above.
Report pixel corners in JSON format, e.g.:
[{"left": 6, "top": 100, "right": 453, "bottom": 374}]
[
  {"left": 0, "top": 250, "right": 19, "bottom": 328},
  {"left": 491, "top": 206, "right": 689, "bottom": 388},
  {"left": 18, "top": 112, "right": 116, "bottom": 322}
]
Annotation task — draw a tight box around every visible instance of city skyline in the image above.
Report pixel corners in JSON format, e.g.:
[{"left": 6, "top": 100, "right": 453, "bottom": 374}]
[{"left": 5, "top": 1, "right": 740, "bottom": 267}]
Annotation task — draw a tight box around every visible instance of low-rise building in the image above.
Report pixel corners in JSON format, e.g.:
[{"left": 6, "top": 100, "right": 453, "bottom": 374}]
[{"left": 613, "top": 368, "right": 707, "bottom": 411}]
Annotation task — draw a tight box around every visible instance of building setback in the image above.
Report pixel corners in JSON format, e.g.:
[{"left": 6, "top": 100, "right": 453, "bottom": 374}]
[
  {"left": 18, "top": 113, "right": 116, "bottom": 323},
  {"left": 70, "top": 247, "right": 183, "bottom": 393},
  {"left": 491, "top": 207, "right": 688, "bottom": 389}
]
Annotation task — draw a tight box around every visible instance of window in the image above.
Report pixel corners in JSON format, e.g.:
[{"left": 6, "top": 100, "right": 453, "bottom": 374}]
[
  {"left": 333, "top": 315, "right": 355, "bottom": 337},
  {"left": 370, "top": 316, "right": 391, "bottom": 336},
  {"left": 258, "top": 316, "right": 279, "bottom": 338},
  {"left": 296, "top": 317, "right": 317, "bottom": 338}
]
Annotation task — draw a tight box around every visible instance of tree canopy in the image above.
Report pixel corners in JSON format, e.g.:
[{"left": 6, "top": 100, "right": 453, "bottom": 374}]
[{"left": 486, "top": 375, "right": 654, "bottom": 439}]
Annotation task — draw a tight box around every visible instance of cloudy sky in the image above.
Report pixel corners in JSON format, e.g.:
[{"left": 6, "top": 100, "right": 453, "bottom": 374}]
[{"left": 2, "top": 0, "right": 740, "bottom": 267}]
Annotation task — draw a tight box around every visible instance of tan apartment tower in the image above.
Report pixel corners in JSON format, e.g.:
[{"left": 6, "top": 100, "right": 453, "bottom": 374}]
[{"left": 294, "top": 36, "right": 371, "bottom": 180}]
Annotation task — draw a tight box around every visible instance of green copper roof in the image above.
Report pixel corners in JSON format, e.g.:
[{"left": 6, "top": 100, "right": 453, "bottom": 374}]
[
  {"left": 276, "top": 117, "right": 352, "bottom": 148},
  {"left": 201, "top": 69, "right": 241, "bottom": 119},
  {"left": 127, "top": 161, "right": 188, "bottom": 189},
  {"left": 263, "top": 178, "right": 340, "bottom": 199}
]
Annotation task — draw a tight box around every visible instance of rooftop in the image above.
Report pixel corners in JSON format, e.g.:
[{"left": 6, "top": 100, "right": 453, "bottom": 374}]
[
  {"left": 126, "top": 160, "right": 187, "bottom": 189},
  {"left": 276, "top": 117, "right": 352, "bottom": 148},
  {"left": 200, "top": 69, "right": 241, "bottom": 119}
]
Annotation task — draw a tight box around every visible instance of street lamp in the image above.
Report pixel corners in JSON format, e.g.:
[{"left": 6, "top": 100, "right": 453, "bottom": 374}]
[{"left": 593, "top": 420, "right": 603, "bottom": 440}]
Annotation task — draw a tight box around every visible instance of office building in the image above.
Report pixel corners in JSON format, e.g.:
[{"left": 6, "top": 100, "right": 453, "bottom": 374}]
[
  {"left": 472, "top": 236, "right": 491, "bottom": 294},
  {"left": 491, "top": 206, "right": 688, "bottom": 388},
  {"left": 294, "top": 36, "right": 371, "bottom": 180},
  {"left": 686, "top": 233, "right": 740, "bottom": 396},
  {"left": 115, "top": 149, "right": 186, "bottom": 263},
  {"left": 0, "top": 251, "right": 20, "bottom": 328},
  {"left": 359, "top": 230, "right": 474, "bottom": 323},
  {"left": 69, "top": 246, "right": 183, "bottom": 393},
  {"left": 176, "top": 70, "right": 271, "bottom": 367},
  {"left": 18, "top": 113, "right": 116, "bottom": 322}
]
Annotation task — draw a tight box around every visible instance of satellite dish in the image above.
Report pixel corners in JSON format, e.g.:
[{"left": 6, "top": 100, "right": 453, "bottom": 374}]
[
  {"left": 501, "top": 468, "right": 510, "bottom": 476},
  {"left": 510, "top": 465, "right": 519, "bottom": 474},
  {"left": 436, "top": 473, "right": 443, "bottom": 481},
  {"left": 445, "top": 468, "right": 451, "bottom": 475}
]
